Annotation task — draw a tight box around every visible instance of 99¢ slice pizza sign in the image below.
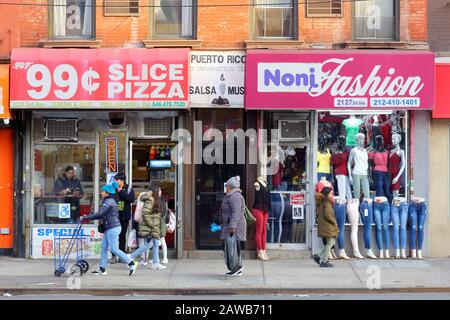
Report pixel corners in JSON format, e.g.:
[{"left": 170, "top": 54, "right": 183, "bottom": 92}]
[{"left": 10, "top": 48, "right": 189, "bottom": 109}]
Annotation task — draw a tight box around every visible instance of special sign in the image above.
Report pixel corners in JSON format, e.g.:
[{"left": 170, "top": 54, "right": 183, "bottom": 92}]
[{"left": 10, "top": 48, "right": 189, "bottom": 109}]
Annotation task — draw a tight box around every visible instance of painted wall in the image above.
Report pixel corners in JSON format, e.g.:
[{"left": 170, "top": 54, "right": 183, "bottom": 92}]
[{"left": 429, "top": 119, "right": 450, "bottom": 257}]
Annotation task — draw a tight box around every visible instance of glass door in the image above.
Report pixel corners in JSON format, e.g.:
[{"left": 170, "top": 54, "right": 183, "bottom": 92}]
[
  {"left": 266, "top": 143, "right": 310, "bottom": 250},
  {"left": 195, "top": 109, "right": 245, "bottom": 249}
]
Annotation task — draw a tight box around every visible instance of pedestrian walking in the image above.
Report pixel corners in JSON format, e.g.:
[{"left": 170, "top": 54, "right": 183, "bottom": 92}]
[
  {"left": 128, "top": 185, "right": 167, "bottom": 270},
  {"left": 220, "top": 176, "right": 247, "bottom": 276},
  {"left": 80, "top": 183, "right": 137, "bottom": 276},
  {"left": 111, "top": 173, "right": 135, "bottom": 264},
  {"left": 314, "top": 186, "right": 339, "bottom": 268}
]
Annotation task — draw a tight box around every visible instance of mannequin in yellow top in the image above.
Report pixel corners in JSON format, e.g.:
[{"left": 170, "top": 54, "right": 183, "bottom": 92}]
[{"left": 317, "top": 136, "right": 332, "bottom": 183}]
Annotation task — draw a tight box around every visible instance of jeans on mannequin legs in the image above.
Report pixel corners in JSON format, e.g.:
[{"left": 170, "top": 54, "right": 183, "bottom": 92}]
[
  {"left": 333, "top": 202, "right": 347, "bottom": 249},
  {"left": 409, "top": 202, "right": 428, "bottom": 250},
  {"left": 373, "top": 201, "right": 390, "bottom": 250},
  {"left": 373, "top": 171, "right": 392, "bottom": 202},
  {"left": 317, "top": 173, "right": 332, "bottom": 182},
  {"left": 390, "top": 202, "right": 408, "bottom": 250},
  {"left": 359, "top": 200, "right": 373, "bottom": 250}
]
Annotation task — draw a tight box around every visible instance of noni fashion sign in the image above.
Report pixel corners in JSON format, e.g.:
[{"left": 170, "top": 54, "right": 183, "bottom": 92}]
[
  {"left": 245, "top": 50, "right": 435, "bottom": 110},
  {"left": 9, "top": 48, "right": 189, "bottom": 109},
  {"left": 189, "top": 51, "right": 245, "bottom": 107}
]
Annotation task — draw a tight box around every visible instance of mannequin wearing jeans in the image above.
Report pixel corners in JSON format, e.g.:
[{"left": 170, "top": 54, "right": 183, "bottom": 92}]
[
  {"left": 373, "top": 196, "right": 391, "bottom": 259},
  {"left": 409, "top": 197, "right": 427, "bottom": 259},
  {"left": 389, "top": 134, "right": 406, "bottom": 198},
  {"left": 333, "top": 196, "right": 349, "bottom": 259},
  {"left": 369, "top": 136, "right": 392, "bottom": 203},
  {"left": 348, "top": 133, "right": 370, "bottom": 199},
  {"left": 391, "top": 197, "right": 408, "bottom": 259},
  {"left": 359, "top": 198, "right": 377, "bottom": 258},
  {"left": 346, "top": 198, "right": 364, "bottom": 259}
]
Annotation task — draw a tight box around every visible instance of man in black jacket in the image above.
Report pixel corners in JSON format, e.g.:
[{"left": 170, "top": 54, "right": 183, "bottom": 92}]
[{"left": 111, "top": 173, "right": 135, "bottom": 263}]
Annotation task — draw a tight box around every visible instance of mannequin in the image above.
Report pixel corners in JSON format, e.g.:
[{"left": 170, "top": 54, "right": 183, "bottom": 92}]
[
  {"left": 342, "top": 115, "right": 363, "bottom": 147},
  {"left": 268, "top": 146, "right": 285, "bottom": 190},
  {"left": 283, "top": 147, "right": 299, "bottom": 191},
  {"left": 348, "top": 133, "right": 370, "bottom": 199},
  {"left": 369, "top": 135, "right": 391, "bottom": 202},
  {"left": 252, "top": 176, "right": 271, "bottom": 261},
  {"left": 391, "top": 196, "right": 408, "bottom": 259},
  {"left": 409, "top": 196, "right": 427, "bottom": 260},
  {"left": 371, "top": 116, "right": 382, "bottom": 148},
  {"left": 389, "top": 133, "right": 406, "bottom": 197},
  {"left": 373, "top": 196, "right": 390, "bottom": 259},
  {"left": 333, "top": 196, "right": 349, "bottom": 259},
  {"left": 317, "top": 136, "right": 332, "bottom": 182},
  {"left": 346, "top": 198, "right": 364, "bottom": 259},
  {"left": 331, "top": 136, "right": 352, "bottom": 200}
]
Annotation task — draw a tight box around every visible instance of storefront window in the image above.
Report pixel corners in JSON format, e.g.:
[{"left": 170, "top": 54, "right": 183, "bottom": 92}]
[
  {"left": 33, "top": 144, "right": 95, "bottom": 224},
  {"left": 317, "top": 110, "right": 407, "bottom": 199}
]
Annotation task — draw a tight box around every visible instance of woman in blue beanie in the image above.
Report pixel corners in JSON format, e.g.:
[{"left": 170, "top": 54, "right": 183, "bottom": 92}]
[{"left": 80, "top": 182, "right": 137, "bottom": 276}]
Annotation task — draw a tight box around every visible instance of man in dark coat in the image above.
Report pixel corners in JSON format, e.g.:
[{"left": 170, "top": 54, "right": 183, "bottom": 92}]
[
  {"left": 111, "top": 173, "right": 135, "bottom": 263},
  {"left": 54, "top": 165, "right": 84, "bottom": 223}
]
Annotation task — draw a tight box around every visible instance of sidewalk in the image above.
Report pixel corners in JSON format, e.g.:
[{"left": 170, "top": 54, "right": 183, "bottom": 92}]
[{"left": 1, "top": 257, "right": 450, "bottom": 295}]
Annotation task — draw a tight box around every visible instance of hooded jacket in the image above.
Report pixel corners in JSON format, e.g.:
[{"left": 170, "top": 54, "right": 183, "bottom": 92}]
[
  {"left": 83, "top": 196, "right": 121, "bottom": 231},
  {"left": 316, "top": 193, "right": 339, "bottom": 238},
  {"left": 116, "top": 183, "right": 135, "bottom": 221},
  {"left": 137, "top": 191, "right": 162, "bottom": 239},
  {"left": 220, "top": 188, "right": 247, "bottom": 242}
]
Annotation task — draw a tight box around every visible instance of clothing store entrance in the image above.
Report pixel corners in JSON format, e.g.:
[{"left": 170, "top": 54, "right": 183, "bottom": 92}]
[{"left": 266, "top": 142, "right": 310, "bottom": 250}]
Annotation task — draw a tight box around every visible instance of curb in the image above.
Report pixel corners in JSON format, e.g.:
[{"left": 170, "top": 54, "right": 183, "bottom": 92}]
[{"left": 2, "top": 287, "right": 450, "bottom": 296}]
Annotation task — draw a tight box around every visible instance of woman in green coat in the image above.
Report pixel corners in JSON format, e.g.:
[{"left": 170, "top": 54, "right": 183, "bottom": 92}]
[{"left": 314, "top": 187, "right": 339, "bottom": 268}]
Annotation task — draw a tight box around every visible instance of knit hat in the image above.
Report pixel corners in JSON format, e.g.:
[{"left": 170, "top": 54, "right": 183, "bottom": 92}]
[
  {"left": 102, "top": 183, "right": 117, "bottom": 195},
  {"left": 226, "top": 176, "right": 240, "bottom": 189}
]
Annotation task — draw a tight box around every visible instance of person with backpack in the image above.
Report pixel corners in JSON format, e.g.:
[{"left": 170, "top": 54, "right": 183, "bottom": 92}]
[
  {"left": 111, "top": 173, "right": 135, "bottom": 264},
  {"left": 80, "top": 183, "right": 137, "bottom": 276},
  {"left": 220, "top": 176, "right": 247, "bottom": 276},
  {"left": 128, "top": 184, "right": 167, "bottom": 270}
]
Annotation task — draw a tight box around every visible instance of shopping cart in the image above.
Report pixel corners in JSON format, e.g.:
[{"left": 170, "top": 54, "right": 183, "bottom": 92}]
[{"left": 53, "top": 222, "right": 90, "bottom": 277}]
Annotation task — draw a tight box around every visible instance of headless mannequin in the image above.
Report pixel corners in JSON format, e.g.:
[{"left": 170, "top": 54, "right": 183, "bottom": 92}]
[
  {"left": 390, "top": 134, "right": 406, "bottom": 198},
  {"left": 254, "top": 176, "right": 269, "bottom": 261},
  {"left": 342, "top": 115, "right": 364, "bottom": 147},
  {"left": 410, "top": 195, "right": 426, "bottom": 259},
  {"left": 370, "top": 135, "right": 391, "bottom": 201}
]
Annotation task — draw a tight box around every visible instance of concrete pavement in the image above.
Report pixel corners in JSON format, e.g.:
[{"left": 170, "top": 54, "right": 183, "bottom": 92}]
[{"left": 1, "top": 256, "right": 450, "bottom": 295}]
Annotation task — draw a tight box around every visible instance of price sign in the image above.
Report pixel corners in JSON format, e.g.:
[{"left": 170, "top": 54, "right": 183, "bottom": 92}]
[
  {"left": 10, "top": 48, "right": 189, "bottom": 109},
  {"left": 290, "top": 193, "right": 305, "bottom": 206}
]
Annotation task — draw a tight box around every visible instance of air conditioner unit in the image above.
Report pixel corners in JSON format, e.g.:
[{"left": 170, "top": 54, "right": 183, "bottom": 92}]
[
  {"left": 278, "top": 120, "right": 309, "bottom": 141},
  {"left": 45, "top": 118, "right": 78, "bottom": 141},
  {"left": 138, "top": 117, "right": 174, "bottom": 138}
]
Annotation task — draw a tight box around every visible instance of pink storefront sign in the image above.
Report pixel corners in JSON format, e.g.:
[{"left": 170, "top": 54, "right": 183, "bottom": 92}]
[{"left": 245, "top": 50, "right": 435, "bottom": 110}]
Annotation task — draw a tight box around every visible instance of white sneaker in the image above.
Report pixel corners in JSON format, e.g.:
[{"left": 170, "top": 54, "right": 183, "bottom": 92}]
[
  {"left": 161, "top": 258, "right": 169, "bottom": 265},
  {"left": 151, "top": 264, "right": 167, "bottom": 270},
  {"left": 139, "top": 260, "right": 148, "bottom": 266}
]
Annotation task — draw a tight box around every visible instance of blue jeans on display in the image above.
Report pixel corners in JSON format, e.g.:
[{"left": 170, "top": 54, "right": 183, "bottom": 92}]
[
  {"left": 333, "top": 202, "right": 347, "bottom": 249},
  {"left": 373, "top": 171, "right": 392, "bottom": 202},
  {"left": 359, "top": 200, "right": 373, "bottom": 250},
  {"left": 129, "top": 237, "right": 160, "bottom": 265},
  {"left": 390, "top": 202, "right": 408, "bottom": 250},
  {"left": 373, "top": 201, "right": 391, "bottom": 250},
  {"left": 100, "top": 226, "right": 132, "bottom": 270},
  {"left": 409, "top": 202, "right": 428, "bottom": 250},
  {"left": 317, "top": 173, "right": 332, "bottom": 183}
]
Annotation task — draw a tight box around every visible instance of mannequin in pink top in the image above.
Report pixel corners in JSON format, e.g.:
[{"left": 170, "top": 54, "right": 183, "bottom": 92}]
[{"left": 369, "top": 135, "right": 392, "bottom": 203}]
